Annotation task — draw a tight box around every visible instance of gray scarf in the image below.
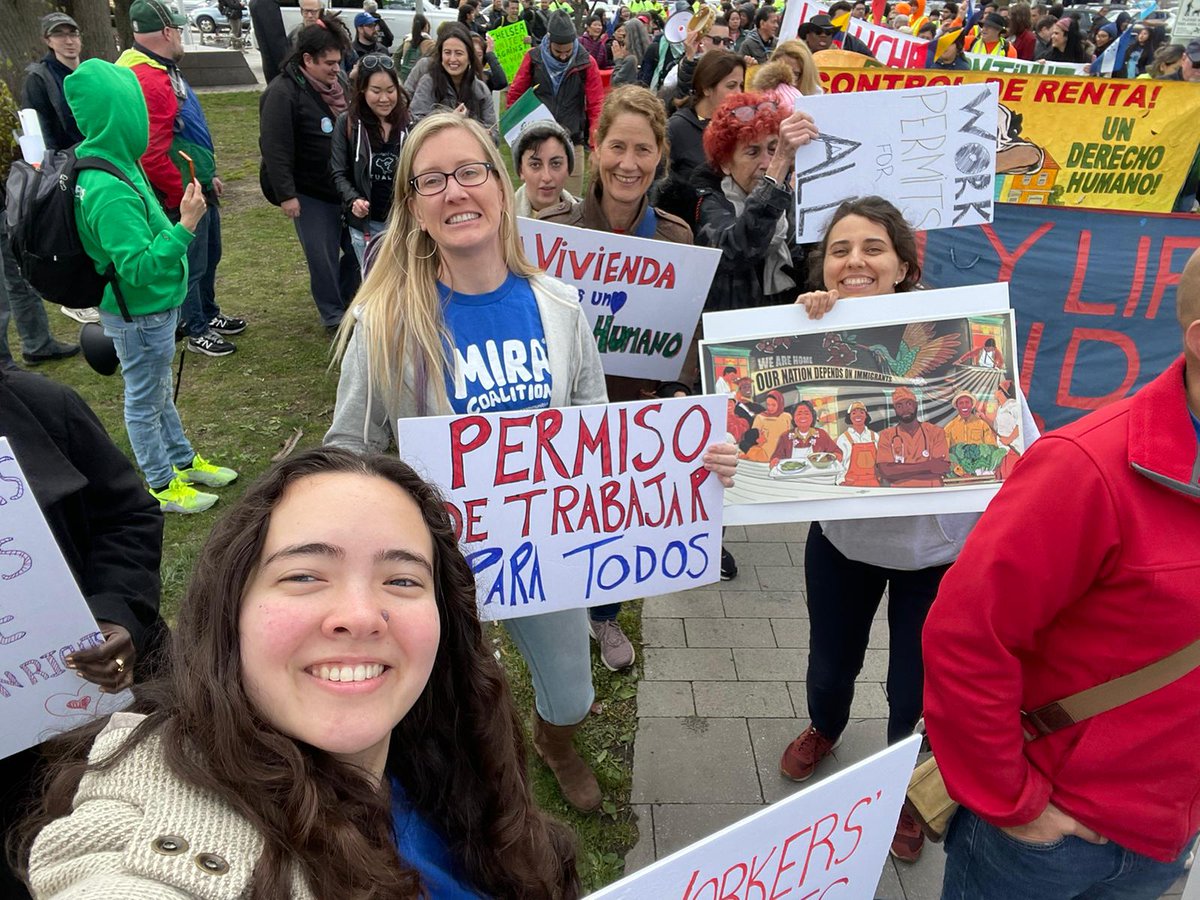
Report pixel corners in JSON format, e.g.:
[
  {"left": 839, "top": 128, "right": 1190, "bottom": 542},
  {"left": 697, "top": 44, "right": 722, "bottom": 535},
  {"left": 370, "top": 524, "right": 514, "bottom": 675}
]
[{"left": 721, "top": 176, "right": 795, "bottom": 297}]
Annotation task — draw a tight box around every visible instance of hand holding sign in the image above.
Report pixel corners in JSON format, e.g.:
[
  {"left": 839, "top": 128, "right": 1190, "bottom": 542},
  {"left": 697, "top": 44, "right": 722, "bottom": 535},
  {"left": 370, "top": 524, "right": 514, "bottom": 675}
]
[
  {"left": 767, "top": 109, "right": 820, "bottom": 184},
  {"left": 66, "top": 622, "right": 136, "bottom": 693}
]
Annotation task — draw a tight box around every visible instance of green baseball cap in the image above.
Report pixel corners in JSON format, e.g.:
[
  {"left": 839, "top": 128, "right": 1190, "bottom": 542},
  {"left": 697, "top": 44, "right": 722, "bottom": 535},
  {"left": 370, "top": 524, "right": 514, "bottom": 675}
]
[{"left": 130, "top": 0, "right": 187, "bottom": 33}]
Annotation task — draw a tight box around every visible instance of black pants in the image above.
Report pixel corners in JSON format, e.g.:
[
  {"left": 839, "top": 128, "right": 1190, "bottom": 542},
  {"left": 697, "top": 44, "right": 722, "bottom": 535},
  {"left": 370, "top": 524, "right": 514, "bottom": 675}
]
[{"left": 804, "top": 522, "right": 950, "bottom": 745}]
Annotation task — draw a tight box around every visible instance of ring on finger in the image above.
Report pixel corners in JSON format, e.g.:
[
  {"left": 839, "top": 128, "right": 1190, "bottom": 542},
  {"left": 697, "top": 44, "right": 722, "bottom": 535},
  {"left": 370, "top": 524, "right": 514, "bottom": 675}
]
[{"left": 114, "top": 657, "right": 125, "bottom": 674}]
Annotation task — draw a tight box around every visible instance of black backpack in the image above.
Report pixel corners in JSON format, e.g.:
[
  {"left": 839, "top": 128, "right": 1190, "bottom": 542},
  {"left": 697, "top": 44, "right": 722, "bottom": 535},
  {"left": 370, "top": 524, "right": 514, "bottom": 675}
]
[{"left": 5, "top": 150, "right": 134, "bottom": 320}]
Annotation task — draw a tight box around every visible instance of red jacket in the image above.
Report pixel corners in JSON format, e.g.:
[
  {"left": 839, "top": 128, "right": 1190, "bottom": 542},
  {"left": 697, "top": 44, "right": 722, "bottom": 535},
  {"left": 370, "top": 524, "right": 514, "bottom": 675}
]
[
  {"left": 506, "top": 44, "right": 605, "bottom": 148},
  {"left": 923, "top": 355, "right": 1200, "bottom": 862}
]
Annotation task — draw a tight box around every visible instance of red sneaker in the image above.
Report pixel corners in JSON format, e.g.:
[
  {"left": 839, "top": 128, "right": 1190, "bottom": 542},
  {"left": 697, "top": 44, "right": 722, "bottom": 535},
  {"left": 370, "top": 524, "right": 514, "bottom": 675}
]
[
  {"left": 779, "top": 725, "right": 840, "bottom": 782},
  {"left": 890, "top": 804, "right": 926, "bottom": 863}
]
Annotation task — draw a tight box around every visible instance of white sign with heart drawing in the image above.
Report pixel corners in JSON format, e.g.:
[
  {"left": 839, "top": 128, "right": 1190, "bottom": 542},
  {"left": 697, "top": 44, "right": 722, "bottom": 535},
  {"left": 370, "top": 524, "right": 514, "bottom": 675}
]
[
  {"left": 516, "top": 218, "right": 723, "bottom": 382},
  {"left": 0, "top": 438, "right": 130, "bottom": 760}
]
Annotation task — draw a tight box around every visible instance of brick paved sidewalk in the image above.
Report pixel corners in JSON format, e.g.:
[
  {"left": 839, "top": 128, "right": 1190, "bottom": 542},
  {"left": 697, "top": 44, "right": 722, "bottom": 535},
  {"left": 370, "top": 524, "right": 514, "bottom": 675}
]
[{"left": 622, "top": 523, "right": 1188, "bottom": 900}]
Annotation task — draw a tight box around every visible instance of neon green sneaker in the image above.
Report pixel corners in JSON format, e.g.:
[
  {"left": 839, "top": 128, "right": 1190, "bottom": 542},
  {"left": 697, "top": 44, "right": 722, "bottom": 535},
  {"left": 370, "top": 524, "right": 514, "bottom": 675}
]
[
  {"left": 149, "top": 476, "right": 218, "bottom": 514},
  {"left": 175, "top": 453, "right": 238, "bottom": 488}
]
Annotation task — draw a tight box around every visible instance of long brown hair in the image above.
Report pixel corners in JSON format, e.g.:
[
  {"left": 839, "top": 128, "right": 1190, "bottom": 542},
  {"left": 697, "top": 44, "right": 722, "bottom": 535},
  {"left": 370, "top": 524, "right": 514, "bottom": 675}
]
[
  {"left": 807, "top": 196, "right": 922, "bottom": 292},
  {"left": 18, "top": 448, "right": 578, "bottom": 899}
]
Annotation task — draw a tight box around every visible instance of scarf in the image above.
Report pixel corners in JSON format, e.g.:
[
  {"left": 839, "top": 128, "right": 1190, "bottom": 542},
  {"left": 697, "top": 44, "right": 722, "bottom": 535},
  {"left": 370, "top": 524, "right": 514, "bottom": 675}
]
[
  {"left": 721, "top": 176, "right": 795, "bottom": 297},
  {"left": 539, "top": 36, "right": 575, "bottom": 95},
  {"left": 300, "top": 66, "right": 348, "bottom": 116}
]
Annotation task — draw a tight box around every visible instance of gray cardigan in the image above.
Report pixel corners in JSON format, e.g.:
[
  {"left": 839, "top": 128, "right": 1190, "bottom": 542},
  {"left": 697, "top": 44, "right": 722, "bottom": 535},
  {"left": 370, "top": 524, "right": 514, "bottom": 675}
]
[{"left": 325, "top": 273, "right": 608, "bottom": 454}]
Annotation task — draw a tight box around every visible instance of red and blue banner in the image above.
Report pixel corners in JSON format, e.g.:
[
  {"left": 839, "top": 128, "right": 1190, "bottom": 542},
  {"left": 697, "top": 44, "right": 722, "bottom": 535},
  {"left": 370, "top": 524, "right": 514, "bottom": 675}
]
[{"left": 921, "top": 203, "right": 1199, "bottom": 431}]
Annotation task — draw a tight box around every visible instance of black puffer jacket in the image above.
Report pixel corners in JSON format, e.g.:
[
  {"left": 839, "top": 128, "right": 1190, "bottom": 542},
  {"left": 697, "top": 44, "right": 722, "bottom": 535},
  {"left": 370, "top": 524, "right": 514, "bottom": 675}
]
[
  {"left": 258, "top": 60, "right": 349, "bottom": 205},
  {"left": 692, "top": 164, "right": 809, "bottom": 311}
]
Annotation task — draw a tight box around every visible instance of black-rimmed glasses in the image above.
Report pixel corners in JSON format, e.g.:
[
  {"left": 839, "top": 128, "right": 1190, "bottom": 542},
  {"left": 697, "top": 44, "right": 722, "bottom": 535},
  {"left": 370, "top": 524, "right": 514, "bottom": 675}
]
[{"left": 409, "top": 161, "right": 496, "bottom": 196}]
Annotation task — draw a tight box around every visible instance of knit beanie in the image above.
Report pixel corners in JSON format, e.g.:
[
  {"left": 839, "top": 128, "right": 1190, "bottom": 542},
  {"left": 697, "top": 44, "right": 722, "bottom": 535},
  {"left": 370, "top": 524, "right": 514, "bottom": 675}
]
[{"left": 548, "top": 10, "right": 576, "bottom": 41}]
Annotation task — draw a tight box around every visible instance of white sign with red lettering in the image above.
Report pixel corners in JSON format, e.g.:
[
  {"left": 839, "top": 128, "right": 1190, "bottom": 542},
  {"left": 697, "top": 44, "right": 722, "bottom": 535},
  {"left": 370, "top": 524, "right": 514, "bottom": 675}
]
[
  {"left": 396, "top": 396, "right": 727, "bottom": 620},
  {"left": 588, "top": 736, "right": 922, "bottom": 900},
  {"left": 781, "top": 0, "right": 930, "bottom": 67}
]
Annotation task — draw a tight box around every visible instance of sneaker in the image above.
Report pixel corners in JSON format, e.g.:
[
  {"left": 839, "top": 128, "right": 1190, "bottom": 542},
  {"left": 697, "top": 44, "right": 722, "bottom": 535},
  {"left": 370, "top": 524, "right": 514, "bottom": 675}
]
[
  {"left": 209, "top": 313, "right": 248, "bottom": 335},
  {"left": 589, "top": 618, "right": 635, "bottom": 671},
  {"left": 721, "top": 547, "right": 738, "bottom": 581},
  {"left": 60, "top": 306, "right": 100, "bottom": 324},
  {"left": 22, "top": 339, "right": 80, "bottom": 365},
  {"left": 149, "top": 476, "right": 218, "bottom": 514},
  {"left": 780, "top": 725, "right": 841, "bottom": 782},
  {"left": 890, "top": 804, "right": 926, "bottom": 862},
  {"left": 186, "top": 330, "right": 236, "bottom": 357},
  {"left": 175, "top": 453, "right": 238, "bottom": 488}
]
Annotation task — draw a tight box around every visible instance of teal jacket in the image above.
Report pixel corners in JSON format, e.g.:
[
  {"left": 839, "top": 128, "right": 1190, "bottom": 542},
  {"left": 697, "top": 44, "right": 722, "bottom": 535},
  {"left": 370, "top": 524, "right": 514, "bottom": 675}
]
[{"left": 65, "top": 59, "right": 194, "bottom": 318}]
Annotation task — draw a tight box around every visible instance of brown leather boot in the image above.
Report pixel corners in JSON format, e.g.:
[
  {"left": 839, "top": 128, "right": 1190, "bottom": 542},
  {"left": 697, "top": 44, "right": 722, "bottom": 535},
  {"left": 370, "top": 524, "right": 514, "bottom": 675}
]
[{"left": 532, "top": 714, "right": 602, "bottom": 813}]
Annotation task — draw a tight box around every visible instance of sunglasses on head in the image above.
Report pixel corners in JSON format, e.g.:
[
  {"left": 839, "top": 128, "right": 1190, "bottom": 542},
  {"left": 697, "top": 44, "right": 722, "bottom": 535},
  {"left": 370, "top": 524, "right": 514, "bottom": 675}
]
[
  {"left": 730, "top": 99, "right": 780, "bottom": 120},
  {"left": 360, "top": 53, "right": 395, "bottom": 70}
]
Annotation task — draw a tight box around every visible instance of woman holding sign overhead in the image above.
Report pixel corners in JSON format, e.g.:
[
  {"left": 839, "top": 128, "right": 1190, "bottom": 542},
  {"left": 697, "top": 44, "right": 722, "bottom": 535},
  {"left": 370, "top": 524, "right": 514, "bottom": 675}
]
[
  {"left": 324, "top": 111, "right": 737, "bottom": 812},
  {"left": 775, "top": 196, "right": 1039, "bottom": 866},
  {"left": 20, "top": 447, "right": 579, "bottom": 898}
]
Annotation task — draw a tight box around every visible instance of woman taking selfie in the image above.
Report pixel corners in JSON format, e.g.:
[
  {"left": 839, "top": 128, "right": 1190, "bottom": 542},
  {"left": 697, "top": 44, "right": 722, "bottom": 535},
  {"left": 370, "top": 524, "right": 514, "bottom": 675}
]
[
  {"left": 332, "top": 52, "right": 412, "bottom": 267},
  {"left": 20, "top": 447, "right": 578, "bottom": 898},
  {"left": 410, "top": 25, "right": 497, "bottom": 140},
  {"left": 324, "top": 111, "right": 737, "bottom": 811}
]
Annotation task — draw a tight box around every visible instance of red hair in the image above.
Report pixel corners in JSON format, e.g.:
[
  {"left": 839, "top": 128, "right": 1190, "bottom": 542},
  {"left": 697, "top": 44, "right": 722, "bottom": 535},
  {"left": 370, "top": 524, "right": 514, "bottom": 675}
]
[{"left": 702, "top": 91, "right": 786, "bottom": 173}]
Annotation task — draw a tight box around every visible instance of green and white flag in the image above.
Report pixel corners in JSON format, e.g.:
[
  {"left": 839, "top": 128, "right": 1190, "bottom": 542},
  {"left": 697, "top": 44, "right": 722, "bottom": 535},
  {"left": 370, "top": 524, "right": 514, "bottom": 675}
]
[{"left": 501, "top": 89, "right": 557, "bottom": 149}]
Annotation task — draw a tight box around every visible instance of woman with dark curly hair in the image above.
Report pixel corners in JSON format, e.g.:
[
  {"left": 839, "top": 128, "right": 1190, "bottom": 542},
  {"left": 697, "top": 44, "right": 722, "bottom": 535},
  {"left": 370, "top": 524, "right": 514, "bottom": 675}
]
[{"left": 19, "top": 446, "right": 579, "bottom": 899}]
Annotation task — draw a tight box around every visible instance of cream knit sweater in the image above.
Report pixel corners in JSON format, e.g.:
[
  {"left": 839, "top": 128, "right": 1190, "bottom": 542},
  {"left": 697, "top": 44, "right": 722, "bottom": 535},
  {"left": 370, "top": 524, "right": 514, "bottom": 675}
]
[{"left": 29, "top": 713, "right": 317, "bottom": 899}]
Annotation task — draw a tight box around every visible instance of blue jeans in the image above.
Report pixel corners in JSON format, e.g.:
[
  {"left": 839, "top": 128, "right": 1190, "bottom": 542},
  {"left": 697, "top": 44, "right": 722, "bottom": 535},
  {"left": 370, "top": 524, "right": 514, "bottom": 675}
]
[
  {"left": 942, "top": 806, "right": 1194, "bottom": 900},
  {"left": 101, "top": 308, "right": 194, "bottom": 488},
  {"left": 0, "top": 211, "right": 56, "bottom": 361},
  {"left": 180, "top": 200, "right": 223, "bottom": 337},
  {"left": 348, "top": 222, "right": 387, "bottom": 270},
  {"left": 503, "top": 607, "right": 594, "bottom": 726}
]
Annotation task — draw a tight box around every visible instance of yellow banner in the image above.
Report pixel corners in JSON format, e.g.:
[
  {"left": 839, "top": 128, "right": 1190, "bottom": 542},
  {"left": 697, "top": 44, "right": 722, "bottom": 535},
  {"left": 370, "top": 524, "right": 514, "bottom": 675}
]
[{"left": 817, "top": 68, "right": 1200, "bottom": 213}]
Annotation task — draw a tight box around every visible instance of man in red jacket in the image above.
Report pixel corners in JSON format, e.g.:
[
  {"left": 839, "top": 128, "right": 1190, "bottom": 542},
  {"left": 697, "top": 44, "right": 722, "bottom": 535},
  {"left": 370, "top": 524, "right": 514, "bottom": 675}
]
[{"left": 923, "top": 247, "right": 1200, "bottom": 899}]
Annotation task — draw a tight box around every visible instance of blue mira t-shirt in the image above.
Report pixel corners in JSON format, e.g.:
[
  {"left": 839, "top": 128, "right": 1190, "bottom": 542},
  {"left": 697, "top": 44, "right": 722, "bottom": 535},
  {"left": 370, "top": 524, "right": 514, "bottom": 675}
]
[
  {"left": 390, "top": 778, "right": 483, "bottom": 898},
  {"left": 440, "top": 273, "right": 553, "bottom": 414}
]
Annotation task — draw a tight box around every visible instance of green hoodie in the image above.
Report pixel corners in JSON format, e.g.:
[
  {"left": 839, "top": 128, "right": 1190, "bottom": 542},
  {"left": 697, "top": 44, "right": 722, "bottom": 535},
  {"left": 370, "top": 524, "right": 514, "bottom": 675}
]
[{"left": 64, "top": 59, "right": 194, "bottom": 318}]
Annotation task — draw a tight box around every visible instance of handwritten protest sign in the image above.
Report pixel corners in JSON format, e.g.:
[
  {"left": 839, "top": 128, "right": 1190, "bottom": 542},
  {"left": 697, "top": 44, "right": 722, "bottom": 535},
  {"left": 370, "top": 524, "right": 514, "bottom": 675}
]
[
  {"left": 588, "top": 736, "right": 921, "bottom": 900},
  {"left": 820, "top": 68, "right": 1200, "bottom": 214},
  {"left": 0, "top": 439, "right": 127, "bottom": 760},
  {"left": 396, "top": 396, "right": 726, "bottom": 620},
  {"left": 922, "top": 203, "right": 1199, "bottom": 431},
  {"left": 501, "top": 88, "right": 558, "bottom": 149},
  {"left": 702, "top": 285, "right": 1031, "bottom": 525},
  {"left": 517, "top": 218, "right": 722, "bottom": 381},
  {"left": 1171, "top": 0, "right": 1200, "bottom": 46},
  {"left": 792, "top": 82, "right": 998, "bottom": 241},
  {"left": 962, "top": 52, "right": 1089, "bottom": 76},
  {"left": 490, "top": 20, "right": 529, "bottom": 80}
]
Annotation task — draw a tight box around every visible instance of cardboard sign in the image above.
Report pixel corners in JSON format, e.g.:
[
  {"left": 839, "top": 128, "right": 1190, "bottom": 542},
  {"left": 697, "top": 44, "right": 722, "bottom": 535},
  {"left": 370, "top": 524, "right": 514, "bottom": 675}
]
[
  {"left": 820, "top": 68, "right": 1200, "bottom": 214},
  {"left": 588, "top": 736, "right": 922, "bottom": 900},
  {"left": 792, "top": 82, "right": 998, "bottom": 242},
  {"left": 491, "top": 20, "right": 530, "bottom": 80},
  {"left": 395, "top": 396, "right": 726, "bottom": 620},
  {"left": 782, "top": 0, "right": 930, "bottom": 67},
  {"left": 517, "top": 218, "right": 722, "bottom": 381},
  {"left": 0, "top": 439, "right": 128, "bottom": 760},
  {"left": 963, "top": 52, "right": 1089, "bottom": 76},
  {"left": 501, "top": 89, "right": 557, "bottom": 149},
  {"left": 922, "top": 203, "right": 1199, "bottom": 431},
  {"left": 702, "top": 285, "right": 1031, "bottom": 526}
]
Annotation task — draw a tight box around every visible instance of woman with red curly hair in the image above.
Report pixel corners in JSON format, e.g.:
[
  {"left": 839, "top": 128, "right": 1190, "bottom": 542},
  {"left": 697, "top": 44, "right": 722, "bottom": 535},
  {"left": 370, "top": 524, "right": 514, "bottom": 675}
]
[{"left": 693, "top": 92, "right": 834, "bottom": 316}]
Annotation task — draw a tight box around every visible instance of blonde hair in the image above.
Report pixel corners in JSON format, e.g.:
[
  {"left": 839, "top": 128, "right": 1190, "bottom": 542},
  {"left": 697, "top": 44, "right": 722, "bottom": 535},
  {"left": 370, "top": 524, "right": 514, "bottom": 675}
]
[
  {"left": 333, "top": 114, "right": 538, "bottom": 407},
  {"left": 771, "top": 38, "right": 822, "bottom": 96},
  {"left": 595, "top": 84, "right": 670, "bottom": 164}
]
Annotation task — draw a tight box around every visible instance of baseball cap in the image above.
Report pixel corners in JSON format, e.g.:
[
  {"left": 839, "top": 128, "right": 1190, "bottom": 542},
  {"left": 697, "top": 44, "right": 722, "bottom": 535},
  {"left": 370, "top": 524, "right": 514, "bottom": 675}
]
[
  {"left": 1185, "top": 40, "right": 1200, "bottom": 64},
  {"left": 41, "top": 12, "right": 80, "bottom": 35},
  {"left": 354, "top": 11, "right": 380, "bottom": 27},
  {"left": 130, "top": 0, "right": 187, "bottom": 33}
]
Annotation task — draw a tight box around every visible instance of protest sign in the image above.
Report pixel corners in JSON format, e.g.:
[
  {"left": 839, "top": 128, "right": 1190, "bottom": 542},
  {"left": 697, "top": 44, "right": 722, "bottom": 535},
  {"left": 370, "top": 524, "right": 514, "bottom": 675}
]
[
  {"left": 396, "top": 396, "right": 726, "bottom": 620},
  {"left": 820, "top": 67, "right": 1200, "bottom": 214},
  {"left": 702, "top": 285, "right": 1026, "bottom": 525},
  {"left": 588, "top": 736, "right": 921, "bottom": 900},
  {"left": 1171, "top": 0, "right": 1200, "bottom": 46},
  {"left": 792, "top": 83, "right": 998, "bottom": 241},
  {"left": 501, "top": 89, "right": 557, "bottom": 149},
  {"left": 962, "top": 52, "right": 1089, "bottom": 76},
  {"left": 922, "top": 203, "right": 1198, "bottom": 431},
  {"left": 0, "top": 439, "right": 128, "bottom": 760},
  {"left": 490, "top": 20, "right": 529, "bottom": 80},
  {"left": 782, "top": 0, "right": 930, "bottom": 66},
  {"left": 516, "top": 218, "right": 722, "bottom": 381}
]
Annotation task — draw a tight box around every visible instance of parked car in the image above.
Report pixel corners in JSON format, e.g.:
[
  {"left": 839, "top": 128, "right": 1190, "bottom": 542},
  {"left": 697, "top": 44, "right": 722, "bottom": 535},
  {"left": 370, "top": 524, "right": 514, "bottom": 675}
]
[{"left": 189, "top": 2, "right": 249, "bottom": 33}]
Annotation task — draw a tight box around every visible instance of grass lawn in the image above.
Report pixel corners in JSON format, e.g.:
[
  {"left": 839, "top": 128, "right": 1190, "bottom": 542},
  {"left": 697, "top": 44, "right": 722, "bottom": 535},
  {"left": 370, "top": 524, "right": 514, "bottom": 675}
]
[{"left": 33, "top": 90, "right": 638, "bottom": 891}]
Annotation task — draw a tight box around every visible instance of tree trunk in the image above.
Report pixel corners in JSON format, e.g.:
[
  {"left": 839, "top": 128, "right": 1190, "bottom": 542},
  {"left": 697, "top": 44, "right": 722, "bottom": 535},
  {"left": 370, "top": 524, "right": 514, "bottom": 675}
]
[
  {"left": 113, "top": 0, "right": 135, "bottom": 52},
  {"left": 0, "top": 0, "right": 117, "bottom": 98},
  {"left": 65, "top": 0, "right": 119, "bottom": 59}
]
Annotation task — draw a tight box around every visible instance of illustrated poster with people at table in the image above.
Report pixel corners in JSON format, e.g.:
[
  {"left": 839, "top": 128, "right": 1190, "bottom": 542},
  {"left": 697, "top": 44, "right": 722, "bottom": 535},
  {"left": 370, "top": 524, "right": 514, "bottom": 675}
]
[{"left": 701, "top": 303, "right": 1026, "bottom": 518}]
